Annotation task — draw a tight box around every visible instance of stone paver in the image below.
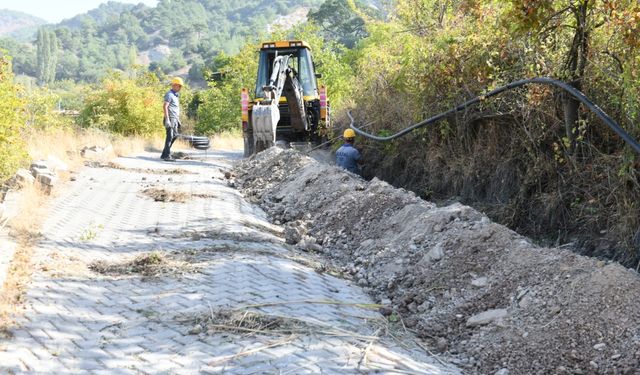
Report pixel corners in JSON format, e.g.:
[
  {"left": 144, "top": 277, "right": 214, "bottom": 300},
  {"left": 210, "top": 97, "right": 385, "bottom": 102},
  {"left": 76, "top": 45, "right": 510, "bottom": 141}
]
[{"left": 0, "top": 150, "right": 459, "bottom": 374}]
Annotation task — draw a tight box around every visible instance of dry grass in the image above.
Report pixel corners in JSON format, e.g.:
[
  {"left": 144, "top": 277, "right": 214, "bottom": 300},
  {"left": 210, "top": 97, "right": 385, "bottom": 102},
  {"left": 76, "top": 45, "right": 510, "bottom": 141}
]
[
  {"left": 212, "top": 131, "right": 243, "bottom": 151},
  {"left": 185, "top": 308, "right": 317, "bottom": 336},
  {"left": 89, "top": 251, "right": 199, "bottom": 278},
  {"left": 142, "top": 188, "right": 190, "bottom": 203},
  {"left": 87, "top": 162, "right": 194, "bottom": 175},
  {"left": 142, "top": 187, "right": 216, "bottom": 203},
  {"left": 0, "top": 184, "right": 48, "bottom": 336},
  {"left": 25, "top": 127, "right": 163, "bottom": 171},
  {"left": 38, "top": 250, "right": 91, "bottom": 279}
]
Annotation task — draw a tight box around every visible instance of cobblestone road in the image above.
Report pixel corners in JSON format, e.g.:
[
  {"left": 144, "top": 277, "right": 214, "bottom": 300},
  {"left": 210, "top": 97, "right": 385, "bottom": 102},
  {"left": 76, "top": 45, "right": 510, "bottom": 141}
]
[{"left": 0, "top": 150, "right": 459, "bottom": 374}]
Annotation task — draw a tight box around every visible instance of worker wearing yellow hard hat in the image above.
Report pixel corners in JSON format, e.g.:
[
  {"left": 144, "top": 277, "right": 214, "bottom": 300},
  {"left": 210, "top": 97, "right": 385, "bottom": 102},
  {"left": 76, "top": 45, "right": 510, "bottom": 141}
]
[
  {"left": 343, "top": 129, "right": 356, "bottom": 139},
  {"left": 336, "top": 128, "right": 363, "bottom": 175},
  {"left": 171, "top": 77, "right": 184, "bottom": 86},
  {"left": 161, "top": 77, "right": 184, "bottom": 161}
]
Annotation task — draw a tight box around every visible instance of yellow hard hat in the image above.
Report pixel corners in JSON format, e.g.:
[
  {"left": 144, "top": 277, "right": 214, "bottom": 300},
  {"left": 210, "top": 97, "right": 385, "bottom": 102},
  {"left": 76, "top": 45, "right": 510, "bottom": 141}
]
[
  {"left": 343, "top": 129, "right": 356, "bottom": 138},
  {"left": 170, "top": 77, "right": 184, "bottom": 86}
]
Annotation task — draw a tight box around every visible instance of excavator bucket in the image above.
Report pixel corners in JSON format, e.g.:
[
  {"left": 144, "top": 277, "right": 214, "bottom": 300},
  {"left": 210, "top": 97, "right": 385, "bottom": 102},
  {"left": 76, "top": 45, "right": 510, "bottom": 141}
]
[{"left": 252, "top": 102, "right": 280, "bottom": 151}]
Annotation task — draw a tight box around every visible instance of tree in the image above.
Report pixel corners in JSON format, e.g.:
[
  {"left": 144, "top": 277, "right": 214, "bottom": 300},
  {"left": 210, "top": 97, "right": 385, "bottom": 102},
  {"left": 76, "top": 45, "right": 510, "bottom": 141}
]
[
  {"left": 36, "top": 28, "right": 58, "bottom": 85},
  {"left": 308, "top": 0, "right": 368, "bottom": 48},
  {"left": 507, "top": 0, "right": 616, "bottom": 152}
]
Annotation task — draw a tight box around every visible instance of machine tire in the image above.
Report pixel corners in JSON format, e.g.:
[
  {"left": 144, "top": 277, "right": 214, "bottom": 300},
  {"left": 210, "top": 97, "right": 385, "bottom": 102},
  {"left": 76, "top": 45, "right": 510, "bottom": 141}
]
[{"left": 243, "top": 132, "right": 255, "bottom": 157}]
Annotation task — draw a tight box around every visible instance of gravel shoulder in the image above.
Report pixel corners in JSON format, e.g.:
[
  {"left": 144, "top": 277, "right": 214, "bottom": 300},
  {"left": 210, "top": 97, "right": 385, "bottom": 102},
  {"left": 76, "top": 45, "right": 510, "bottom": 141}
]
[{"left": 234, "top": 147, "right": 640, "bottom": 374}]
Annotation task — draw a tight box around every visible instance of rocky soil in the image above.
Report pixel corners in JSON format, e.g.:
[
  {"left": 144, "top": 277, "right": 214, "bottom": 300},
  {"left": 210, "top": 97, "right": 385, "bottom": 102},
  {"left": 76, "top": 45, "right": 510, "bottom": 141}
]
[{"left": 233, "top": 148, "right": 640, "bottom": 375}]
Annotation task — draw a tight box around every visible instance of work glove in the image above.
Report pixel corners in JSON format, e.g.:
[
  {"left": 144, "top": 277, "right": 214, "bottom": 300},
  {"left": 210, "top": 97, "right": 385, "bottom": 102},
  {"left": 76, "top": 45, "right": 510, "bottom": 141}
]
[{"left": 163, "top": 117, "right": 171, "bottom": 128}]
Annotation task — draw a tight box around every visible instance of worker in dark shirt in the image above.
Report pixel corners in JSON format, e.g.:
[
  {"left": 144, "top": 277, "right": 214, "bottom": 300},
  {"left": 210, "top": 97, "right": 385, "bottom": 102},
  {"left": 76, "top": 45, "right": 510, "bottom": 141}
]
[{"left": 336, "top": 129, "right": 362, "bottom": 175}]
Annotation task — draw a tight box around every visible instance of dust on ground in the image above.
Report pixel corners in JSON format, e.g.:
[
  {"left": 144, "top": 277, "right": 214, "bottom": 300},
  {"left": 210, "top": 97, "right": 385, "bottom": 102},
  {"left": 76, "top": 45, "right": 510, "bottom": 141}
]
[{"left": 234, "top": 148, "right": 640, "bottom": 375}]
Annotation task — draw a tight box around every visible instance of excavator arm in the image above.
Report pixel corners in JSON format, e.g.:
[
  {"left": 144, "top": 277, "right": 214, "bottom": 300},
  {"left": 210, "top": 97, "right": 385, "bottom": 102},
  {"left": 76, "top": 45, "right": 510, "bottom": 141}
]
[{"left": 252, "top": 55, "right": 308, "bottom": 151}]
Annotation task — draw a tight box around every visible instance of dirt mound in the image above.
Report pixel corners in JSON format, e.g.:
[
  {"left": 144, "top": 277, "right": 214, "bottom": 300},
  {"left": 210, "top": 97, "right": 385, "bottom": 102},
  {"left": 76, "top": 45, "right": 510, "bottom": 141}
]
[{"left": 234, "top": 148, "right": 640, "bottom": 374}]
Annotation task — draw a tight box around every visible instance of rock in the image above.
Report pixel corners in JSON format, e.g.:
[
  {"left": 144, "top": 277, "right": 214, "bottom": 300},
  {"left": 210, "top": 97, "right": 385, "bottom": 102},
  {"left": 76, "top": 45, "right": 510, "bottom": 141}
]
[
  {"left": 423, "top": 243, "right": 444, "bottom": 263},
  {"left": 14, "top": 169, "right": 35, "bottom": 187},
  {"left": 284, "top": 222, "right": 305, "bottom": 245},
  {"left": 436, "top": 337, "right": 448, "bottom": 352},
  {"left": 593, "top": 343, "right": 606, "bottom": 350},
  {"left": 81, "top": 145, "right": 112, "bottom": 159},
  {"left": 30, "top": 161, "right": 51, "bottom": 175},
  {"left": 298, "top": 239, "right": 322, "bottom": 252},
  {"left": 379, "top": 306, "right": 393, "bottom": 316},
  {"left": 30, "top": 161, "right": 48, "bottom": 170},
  {"left": 466, "top": 309, "right": 509, "bottom": 327},
  {"left": 495, "top": 369, "right": 509, "bottom": 375},
  {"left": 471, "top": 277, "right": 488, "bottom": 287},
  {"left": 36, "top": 173, "right": 57, "bottom": 187}
]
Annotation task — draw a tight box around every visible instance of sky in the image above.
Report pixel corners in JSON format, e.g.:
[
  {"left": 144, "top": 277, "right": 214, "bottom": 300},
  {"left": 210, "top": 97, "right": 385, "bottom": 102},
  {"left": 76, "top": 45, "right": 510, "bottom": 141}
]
[{"left": 0, "top": 0, "right": 159, "bottom": 23}]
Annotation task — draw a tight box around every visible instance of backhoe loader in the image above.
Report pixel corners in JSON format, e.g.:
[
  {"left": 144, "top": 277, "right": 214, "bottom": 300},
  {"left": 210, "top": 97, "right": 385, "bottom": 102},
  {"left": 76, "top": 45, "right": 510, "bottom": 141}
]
[{"left": 241, "top": 40, "right": 330, "bottom": 157}]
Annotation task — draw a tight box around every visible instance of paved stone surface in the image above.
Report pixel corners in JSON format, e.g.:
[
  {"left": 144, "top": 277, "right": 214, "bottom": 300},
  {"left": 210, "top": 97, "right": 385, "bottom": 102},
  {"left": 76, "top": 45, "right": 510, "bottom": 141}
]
[{"left": 0, "top": 150, "right": 459, "bottom": 374}]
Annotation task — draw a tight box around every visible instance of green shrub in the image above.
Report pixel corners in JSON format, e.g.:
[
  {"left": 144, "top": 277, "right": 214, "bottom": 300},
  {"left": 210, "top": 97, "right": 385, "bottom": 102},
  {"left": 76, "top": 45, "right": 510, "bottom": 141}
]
[
  {"left": 23, "top": 87, "right": 75, "bottom": 130},
  {"left": 0, "top": 55, "right": 28, "bottom": 183},
  {"left": 79, "top": 71, "right": 166, "bottom": 136}
]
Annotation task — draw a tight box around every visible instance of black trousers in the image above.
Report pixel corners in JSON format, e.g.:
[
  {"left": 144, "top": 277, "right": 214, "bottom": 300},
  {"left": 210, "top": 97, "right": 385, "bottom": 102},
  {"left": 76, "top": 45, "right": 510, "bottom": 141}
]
[{"left": 161, "top": 123, "right": 179, "bottom": 159}]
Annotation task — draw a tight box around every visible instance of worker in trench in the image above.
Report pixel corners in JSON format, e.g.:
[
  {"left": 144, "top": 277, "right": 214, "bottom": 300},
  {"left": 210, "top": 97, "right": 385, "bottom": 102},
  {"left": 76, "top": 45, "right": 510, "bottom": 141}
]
[
  {"left": 160, "top": 77, "right": 184, "bottom": 161},
  {"left": 336, "top": 129, "right": 364, "bottom": 176}
]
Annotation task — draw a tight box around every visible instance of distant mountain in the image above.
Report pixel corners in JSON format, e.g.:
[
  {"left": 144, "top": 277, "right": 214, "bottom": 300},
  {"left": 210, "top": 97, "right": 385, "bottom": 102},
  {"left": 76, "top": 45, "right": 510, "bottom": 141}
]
[
  {"left": 59, "top": 1, "right": 140, "bottom": 29},
  {"left": 0, "top": 9, "right": 47, "bottom": 41},
  {"left": 1, "top": 0, "right": 372, "bottom": 83}
]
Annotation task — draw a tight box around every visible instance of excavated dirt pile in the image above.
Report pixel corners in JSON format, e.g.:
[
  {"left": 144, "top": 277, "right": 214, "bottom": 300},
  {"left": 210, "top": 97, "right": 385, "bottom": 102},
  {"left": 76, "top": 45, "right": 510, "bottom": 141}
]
[{"left": 234, "top": 148, "right": 640, "bottom": 375}]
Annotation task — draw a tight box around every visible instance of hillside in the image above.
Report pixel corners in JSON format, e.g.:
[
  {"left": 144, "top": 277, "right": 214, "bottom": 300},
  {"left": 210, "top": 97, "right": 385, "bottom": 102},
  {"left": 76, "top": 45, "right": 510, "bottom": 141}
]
[
  {"left": 59, "top": 1, "right": 139, "bottom": 29},
  {"left": 0, "top": 0, "right": 323, "bottom": 83},
  {"left": 0, "top": 9, "right": 47, "bottom": 41}
]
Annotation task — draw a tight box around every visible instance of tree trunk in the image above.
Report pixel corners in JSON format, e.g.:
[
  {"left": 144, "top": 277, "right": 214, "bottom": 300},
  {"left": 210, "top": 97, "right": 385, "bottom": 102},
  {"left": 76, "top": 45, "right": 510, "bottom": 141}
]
[{"left": 562, "top": 0, "right": 590, "bottom": 154}]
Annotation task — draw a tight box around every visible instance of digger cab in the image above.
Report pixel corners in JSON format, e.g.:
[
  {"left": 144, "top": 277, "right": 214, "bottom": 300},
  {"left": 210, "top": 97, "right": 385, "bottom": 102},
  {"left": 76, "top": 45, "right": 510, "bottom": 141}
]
[
  {"left": 242, "top": 40, "right": 329, "bottom": 157},
  {"left": 255, "top": 41, "right": 320, "bottom": 101}
]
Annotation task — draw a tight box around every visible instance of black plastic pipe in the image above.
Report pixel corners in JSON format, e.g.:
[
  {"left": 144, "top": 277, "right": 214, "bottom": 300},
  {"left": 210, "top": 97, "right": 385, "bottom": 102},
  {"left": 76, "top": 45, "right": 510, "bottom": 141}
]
[{"left": 348, "top": 77, "right": 640, "bottom": 155}]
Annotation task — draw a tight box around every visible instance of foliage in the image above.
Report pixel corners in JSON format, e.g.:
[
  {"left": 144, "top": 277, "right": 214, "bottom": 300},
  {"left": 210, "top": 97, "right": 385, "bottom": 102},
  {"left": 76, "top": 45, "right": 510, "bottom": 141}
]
[
  {"left": 0, "top": 55, "right": 28, "bottom": 182},
  {"left": 22, "top": 87, "right": 75, "bottom": 130},
  {"left": 3, "top": 0, "right": 323, "bottom": 83},
  {"left": 308, "top": 0, "right": 369, "bottom": 48},
  {"left": 196, "top": 48, "right": 257, "bottom": 134},
  {"left": 347, "top": 0, "right": 640, "bottom": 264},
  {"left": 79, "top": 71, "right": 166, "bottom": 136},
  {"left": 36, "top": 28, "right": 58, "bottom": 86}
]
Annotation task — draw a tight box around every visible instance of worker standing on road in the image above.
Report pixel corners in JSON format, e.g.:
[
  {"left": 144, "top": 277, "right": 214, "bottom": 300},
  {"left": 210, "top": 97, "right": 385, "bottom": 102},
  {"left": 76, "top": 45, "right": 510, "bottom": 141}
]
[
  {"left": 336, "top": 129, "right": 363, "bottom": 175},
  {"left": 160, "top": 77, "right": 184, "bottom": 162}
]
